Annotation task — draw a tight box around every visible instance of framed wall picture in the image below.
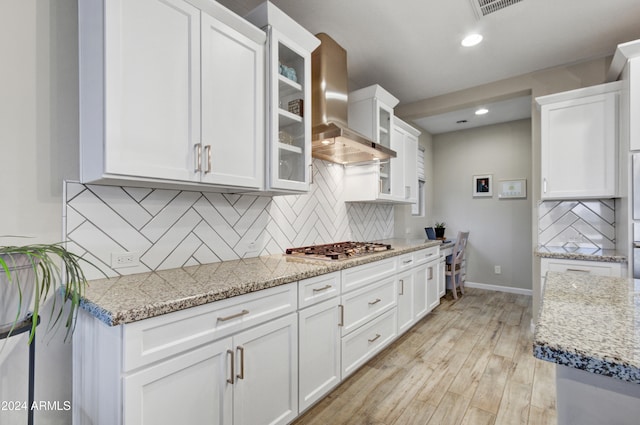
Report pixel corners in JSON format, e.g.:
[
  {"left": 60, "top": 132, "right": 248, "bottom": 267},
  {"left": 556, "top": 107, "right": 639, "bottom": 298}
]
[
  {"left": 498, "top": 179, "right": 527, "bottom": 199},
  {"left": 473, "top": 174, "right": 492, "bottom": 197}
]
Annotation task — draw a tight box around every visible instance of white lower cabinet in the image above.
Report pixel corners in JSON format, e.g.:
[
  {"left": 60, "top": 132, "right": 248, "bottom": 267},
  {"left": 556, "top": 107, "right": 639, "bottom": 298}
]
[
  {"left": 341, "top": 308, "right": 397, "bottom": 377},
  {"left": 396, "top": 268, "right": 414, "bottom": 334},
  {"left": 74, "top": 249, "right": 449, "bottom": 424},
  {"left": 426, "top": 259, "right": 440, "bottom": 312},
  {"left": 124, "top": 338, "right": 232, "bottom": 425},
  {"left": 438, "top": 255, "right": 446, "bottom": 298},
  {"left": 124, "top": 313, "right": 298, "bottom": 425},
  {"left": 232, "top": 314, "right": 298, "bottom": 425},
  {"left": 298, "top": 272, "right": 342, "bottom": 412},
  {"left": 73, "top": 283, "right": 298, "bottom": 425}
]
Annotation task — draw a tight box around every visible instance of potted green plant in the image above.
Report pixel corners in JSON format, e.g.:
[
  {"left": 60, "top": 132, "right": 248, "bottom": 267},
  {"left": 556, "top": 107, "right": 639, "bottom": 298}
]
[
  {"left": 0, "top": 241, "right": 97, "bottom": 343},
  {"left": 434, "top": 222, "right": 446, "bottom": 239}
]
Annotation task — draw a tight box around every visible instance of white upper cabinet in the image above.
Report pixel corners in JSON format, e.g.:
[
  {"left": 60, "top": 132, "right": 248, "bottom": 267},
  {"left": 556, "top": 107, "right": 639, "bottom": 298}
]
[
  {"left": 200, "top": 12, "right": 264, "bottom": 189},
  {"left": 347, "top": 85, "right": 399, "bottom": 202},
  {"left": 536, "top": 82, "right": 621, "bottom": 200},
  {"left": 245, "top": 2, "right": 320, "bottom": 193},
  {"left": 79, "top": 0, "right": 265, "bottom": 191},
  {"left": 344, "top": 85, "right": 421, "bottom": 204},
  {"left": 394, "top": 118, "right": 420, "bottom": 204}
]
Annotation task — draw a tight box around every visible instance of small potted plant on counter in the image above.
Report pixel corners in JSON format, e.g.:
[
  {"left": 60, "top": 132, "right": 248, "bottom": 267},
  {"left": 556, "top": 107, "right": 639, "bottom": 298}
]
[
  {"left": 434, "top": 222, "right": 446, "bottom": 239},
  {"left": 0, "top": 239, "right": 99, "bottom": 344}
]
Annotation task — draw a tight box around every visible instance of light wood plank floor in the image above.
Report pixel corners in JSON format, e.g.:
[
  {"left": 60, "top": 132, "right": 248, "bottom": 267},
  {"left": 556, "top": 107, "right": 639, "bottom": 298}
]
[{"left": 293, "top": 288, "right": 556, "bottom": 425}]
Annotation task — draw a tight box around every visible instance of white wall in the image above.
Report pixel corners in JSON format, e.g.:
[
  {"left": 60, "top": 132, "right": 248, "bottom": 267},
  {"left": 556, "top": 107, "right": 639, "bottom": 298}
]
[
  {"left": 0, "top": 1, "right": 79, "bottom": 424},
  {"left": 432, "top": 119, "right": 533, "bottom": 290}
]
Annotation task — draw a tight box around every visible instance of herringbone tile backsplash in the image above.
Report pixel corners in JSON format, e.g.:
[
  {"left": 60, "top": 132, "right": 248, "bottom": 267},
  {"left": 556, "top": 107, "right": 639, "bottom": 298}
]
[
  {"left": 538, "top": 200, "right": 615, "bottom": 249},
  {"left": 65, "top": 160, "right": 394, "bottom": 278}
]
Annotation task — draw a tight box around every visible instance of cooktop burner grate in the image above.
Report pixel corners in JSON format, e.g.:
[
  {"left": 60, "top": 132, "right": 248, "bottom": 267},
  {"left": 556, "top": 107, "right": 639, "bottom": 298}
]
[{"left": 285, "top": 241, "right": 392, "bottom": 261}]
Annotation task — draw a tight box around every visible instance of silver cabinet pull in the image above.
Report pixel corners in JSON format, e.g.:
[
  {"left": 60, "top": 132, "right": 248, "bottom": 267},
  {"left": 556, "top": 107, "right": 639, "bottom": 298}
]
[
  {"left": 543, "top": 178, "right": 547, "bottom": 193},
  {"left": 399, "top": 279, "right": 404, "bottom": 295},
  {"left": 428, "top": 266, "right": 433, "bottom": 280},
  {"left": 368, "top": 334, "right": 381, "bottom": 343},
  {"left": 194, "top": 144, "right": 202, "bottom": 172},
  {"left": 204, "top": 145, "right": 212, "bottom": 174},
  {"left": 402, "top": 259, "right": 413, "bottom": 265},
  {"left": 237, "top": 346, "right": 245, "bottom": 380},
  {"left": 312, "top": 284, "right": 332, "bottom": 293},
  {"left": 566, "top": 268, "right": 590, "bottom": 273},
  {"left": 217, "top": 309, "right": 249, "bottom": 322},
  {"left": 309, "top": 163, "right": 314, "bottom": 184},
  {"left": 368, "top": 298, "right": 381, "bottom": 305},
  {"left": 226, "top": 349, "right": 234, "bottom": 384},
  {"left": 338, "top": 304, "right": 344, "bottom": 326}
]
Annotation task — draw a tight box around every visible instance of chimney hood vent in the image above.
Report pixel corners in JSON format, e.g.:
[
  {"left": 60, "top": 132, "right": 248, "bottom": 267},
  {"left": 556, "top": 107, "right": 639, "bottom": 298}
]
[{"left": 311, "top": 33, "right": 396, "bottom": 164}]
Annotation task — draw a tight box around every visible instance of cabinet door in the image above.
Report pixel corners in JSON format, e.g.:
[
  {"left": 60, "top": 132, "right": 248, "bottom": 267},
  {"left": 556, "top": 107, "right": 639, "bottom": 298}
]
[
  {"left": 438, "top": 258, "right": 446, "bottom": 298},
  {"left": 104, "top": 0, "right": 200, "bottom": 182},
  {"left": 201, "top": 13, "right": 264, "bottom": 189},
  {"left": 298, "top": 298, "right": 341, "bottom": 411},
  {"left": 390, "top": 126, "right": 405, "bottom": 200},
  {"left": 404, "top": 133, "right": 418, "bottom": 204},
  {"left": 124, "top": 337, "right": 232, "bottom": 425},
  {"left": 233, "top": 314, "right": 298, "bottom": 425},
  {"left": 541, "top": 92, "right": 617, "bottom": 199},
  {"left": 413, "top": 263, "right": 428, "bottom": 320},
  {"left": 396, "top": 270, "right": 414, "bottom": 334},
  {"left": 268, "top": 29, "right": 312, "bottom": 192},
  {"left": 426, "top": 260, "right": 440, "bottom": 312}
]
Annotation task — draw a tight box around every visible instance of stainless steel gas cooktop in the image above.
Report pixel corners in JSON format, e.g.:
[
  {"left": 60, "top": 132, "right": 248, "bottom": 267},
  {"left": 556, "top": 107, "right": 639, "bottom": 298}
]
[{"left": 285, "top": 241, "right": 392, "bottom": 261}]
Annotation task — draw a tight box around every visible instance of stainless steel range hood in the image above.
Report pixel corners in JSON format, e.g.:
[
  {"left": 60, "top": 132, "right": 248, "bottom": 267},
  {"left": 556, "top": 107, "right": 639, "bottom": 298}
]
[{"left": 311, "top": 33, "right": 396, "bottom": 164}]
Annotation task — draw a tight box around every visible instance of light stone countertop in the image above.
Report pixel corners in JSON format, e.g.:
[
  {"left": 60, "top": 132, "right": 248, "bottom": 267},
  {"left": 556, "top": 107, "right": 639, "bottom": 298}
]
[
  {"left": 534, "top": 245, "right": 627, "bottom": 263},
  {"left": 80, "top": 238, "right": 443, "bottom": 326},
  {"left": 533, "top": 271, "right": 640, "bottom": 383}
]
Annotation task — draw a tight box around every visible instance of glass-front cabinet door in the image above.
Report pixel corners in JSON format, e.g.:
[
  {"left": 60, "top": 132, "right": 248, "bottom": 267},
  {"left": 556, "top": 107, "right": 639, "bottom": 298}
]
[
  {"left": 377, "top": 103, "right": 393, "bottom": 198},
  {"left": 269, "top": 31, "right": 311, "bottom": 191},
  {"left": 245, "top": 2, "right": 319, "bottom": 193}
]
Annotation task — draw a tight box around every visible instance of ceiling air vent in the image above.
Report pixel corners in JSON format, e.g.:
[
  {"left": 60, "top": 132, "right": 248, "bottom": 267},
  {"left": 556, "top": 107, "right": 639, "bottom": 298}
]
[{"left": 470, "top": 0, "right": 524, "bottom": 18}]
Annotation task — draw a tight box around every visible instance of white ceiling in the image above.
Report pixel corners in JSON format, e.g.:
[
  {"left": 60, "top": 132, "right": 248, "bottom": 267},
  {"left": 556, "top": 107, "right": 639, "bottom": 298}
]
[
  {"left": 218, "top": 0, "right": 640, "bottom": 133},
  {"left": 413, "top": 95, "right": 532, "bottom": 134}
]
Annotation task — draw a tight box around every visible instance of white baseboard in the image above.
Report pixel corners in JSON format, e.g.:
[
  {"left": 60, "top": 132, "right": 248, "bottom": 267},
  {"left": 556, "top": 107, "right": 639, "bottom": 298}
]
[{"left": 464, "top": 281, "right": 532, "bottom": 296}]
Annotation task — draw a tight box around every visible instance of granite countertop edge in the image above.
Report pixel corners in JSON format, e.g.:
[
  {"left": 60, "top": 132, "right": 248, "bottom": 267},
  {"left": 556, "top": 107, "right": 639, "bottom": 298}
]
[
  {"left": 80, "top": 239, "right": 444, "bottom": 326},
  {"left": 533, "top": 271, "right": 640, "bottom": 384},
  {"left": 534, "top": 246, "right": 627, "bottom": 263}
]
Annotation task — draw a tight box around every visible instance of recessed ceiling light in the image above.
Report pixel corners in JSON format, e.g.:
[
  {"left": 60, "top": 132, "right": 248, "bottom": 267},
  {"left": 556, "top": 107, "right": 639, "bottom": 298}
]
[
  {"left": 475, "top": 108, "right": 489, "bottom": 115},
  {"left": 461, "top": 34, "right": 483, "bottom": 47}
]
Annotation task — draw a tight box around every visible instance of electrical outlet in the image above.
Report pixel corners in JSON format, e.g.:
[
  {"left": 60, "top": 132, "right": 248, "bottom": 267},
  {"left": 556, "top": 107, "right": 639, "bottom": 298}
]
[
  {"left": 246, "top": 241, "right": 257, "bottom": 253},
  {"left": 494, "top": 265, "right": 502, "bottom": 274},
  {"left": 111, "top": 252, "right": 140, "bottom": 268}
]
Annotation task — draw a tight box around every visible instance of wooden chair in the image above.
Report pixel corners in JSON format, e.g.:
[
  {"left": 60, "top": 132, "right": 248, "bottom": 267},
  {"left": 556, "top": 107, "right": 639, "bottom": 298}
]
[{"left": 445, "top": 231, "right": 469, "bottom": 300}]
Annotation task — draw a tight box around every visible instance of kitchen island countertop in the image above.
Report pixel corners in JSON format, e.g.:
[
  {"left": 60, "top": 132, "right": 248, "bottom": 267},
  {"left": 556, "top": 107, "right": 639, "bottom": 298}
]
[
  {"left": 80, "top": 238, "right": 442, "bottom": 326},
  {"left": 533, "top": 271, "right": 640, "bottom": 383}
]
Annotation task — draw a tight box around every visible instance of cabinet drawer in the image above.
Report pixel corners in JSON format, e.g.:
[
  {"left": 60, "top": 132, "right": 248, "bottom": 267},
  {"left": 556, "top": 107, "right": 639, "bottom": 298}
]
[
  {"left": 123, "top": 283, "right": 297, "bottom": 371},
  {"left": 342, "top": 308, "right": 397, "bottom": 378},
  {"left": 397, "top": 253, "right": 416, "bottom": 271},
  {"left": 541, "top": 258, "right": 623, "bottom": 276},
  {"left": 413, "top": 246, "right": 439, "bottom": 265},
  {"left": 298, "top": 272, "right": 340, "bottom": 308},
  {"left": 341, "top": 257, "right": 396, "bottom": 293},
  {"left": 340, "top": 276, "right": 396, "bottom": 335}
]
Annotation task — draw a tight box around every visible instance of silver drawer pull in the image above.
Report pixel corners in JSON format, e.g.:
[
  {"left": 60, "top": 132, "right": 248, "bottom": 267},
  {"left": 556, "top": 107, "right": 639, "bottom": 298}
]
[
  {"left": 566, "top": 269, "right": 590, "bottom": 273},
  {"left": 368, "top": 298, "right": 381, "bottom": 305},
  {"left": 217, "top": 309, "right": 250, "bottom": 322},
  {"left": 368, "top": 334, "right": 381, "bottom": 343},
  {"left": 312, "top": 284, "right": 333, "bottom": 293},
  {"left": 402, "top": 259, "right": 413, "bottom": 265},
  {"left": 338, "top": 304, "right": 344, "bottom": 327}
]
